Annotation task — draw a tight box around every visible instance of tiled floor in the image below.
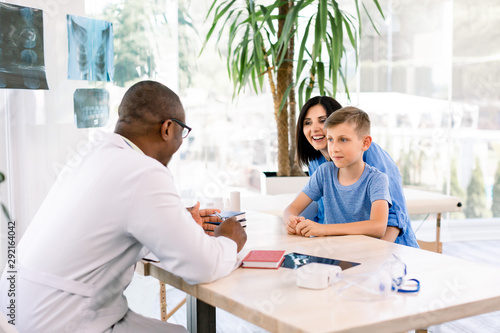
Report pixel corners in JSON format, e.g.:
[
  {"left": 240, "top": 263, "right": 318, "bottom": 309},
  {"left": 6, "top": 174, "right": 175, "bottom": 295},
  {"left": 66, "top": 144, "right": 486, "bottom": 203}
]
[{"left": 125, "top": 240, "right": 500, "bottom": 332}]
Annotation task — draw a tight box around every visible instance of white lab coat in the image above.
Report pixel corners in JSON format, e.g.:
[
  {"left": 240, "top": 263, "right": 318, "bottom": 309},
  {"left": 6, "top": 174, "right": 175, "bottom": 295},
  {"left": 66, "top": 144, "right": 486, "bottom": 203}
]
[{"left": 0, "top": 133, "right": 238, "bottom": 332}]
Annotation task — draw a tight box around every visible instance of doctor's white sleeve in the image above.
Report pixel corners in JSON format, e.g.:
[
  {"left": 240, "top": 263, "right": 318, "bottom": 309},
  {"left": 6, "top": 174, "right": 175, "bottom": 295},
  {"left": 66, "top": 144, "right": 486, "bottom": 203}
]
[{"left": 125, "top": 166, "right": 238, "bottom": 285}]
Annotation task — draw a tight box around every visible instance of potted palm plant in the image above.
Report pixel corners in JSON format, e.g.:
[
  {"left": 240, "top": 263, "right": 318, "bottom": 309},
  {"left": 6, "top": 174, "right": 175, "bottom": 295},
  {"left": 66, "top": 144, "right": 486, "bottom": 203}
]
[{"left": 203, "top": 0, "right": 383, "bottom": 192}]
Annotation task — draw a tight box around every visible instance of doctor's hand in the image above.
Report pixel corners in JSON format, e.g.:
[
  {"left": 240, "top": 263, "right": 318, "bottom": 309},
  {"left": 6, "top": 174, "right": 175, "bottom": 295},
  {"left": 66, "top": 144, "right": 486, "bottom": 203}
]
[
  {"left": 214, "top": 217, "right": 247, "bottom": 253},
  {"left": 296, "top": 219, "right": 324, "bottom": 237},
  {"left": 285, "top": 215, "right": 304, "bottom": 235},
  {"left": 187, "top": 202, "right": 220, "bottom": 234}
]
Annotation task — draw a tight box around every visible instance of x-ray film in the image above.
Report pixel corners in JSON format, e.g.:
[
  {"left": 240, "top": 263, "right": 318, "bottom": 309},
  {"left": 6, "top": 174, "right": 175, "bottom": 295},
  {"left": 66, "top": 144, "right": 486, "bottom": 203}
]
[
  {"left": 67, "top": 15, "right": 113, "bottom": 82},
  {"left": 74, "top": 88, "right": 109, "bottom": 128},
  {"left": 0, "top": 3, "right": 49, "bottom": 90}
]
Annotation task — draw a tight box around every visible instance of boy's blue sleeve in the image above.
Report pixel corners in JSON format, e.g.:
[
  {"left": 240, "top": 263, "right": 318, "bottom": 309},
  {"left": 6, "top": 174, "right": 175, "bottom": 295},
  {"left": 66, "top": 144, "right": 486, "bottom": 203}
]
[
  {"left": 302, "top": 165, "right": 324, "bottom": 202},
  {"left": 369, "top": 172, "right": 392, "bottom": 206}
]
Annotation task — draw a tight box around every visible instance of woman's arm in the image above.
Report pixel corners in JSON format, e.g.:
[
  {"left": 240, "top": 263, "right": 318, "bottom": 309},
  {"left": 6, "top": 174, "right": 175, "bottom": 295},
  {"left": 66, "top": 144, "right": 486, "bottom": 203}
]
[
  {"left": 364, "top": 143, "right": 407, "bottom": 233},
  {"left": 296, "top": 200, "right": 388, "bottom": 238},
  {"left": 283, "top": 192, "right": 313, "bottom": 234}
]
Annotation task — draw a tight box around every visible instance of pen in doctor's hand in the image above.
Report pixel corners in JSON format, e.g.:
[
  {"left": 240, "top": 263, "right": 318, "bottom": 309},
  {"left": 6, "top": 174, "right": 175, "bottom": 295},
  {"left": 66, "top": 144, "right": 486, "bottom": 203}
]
[{"left": 215, "top": 211, "right": 226, "bottom": 222}]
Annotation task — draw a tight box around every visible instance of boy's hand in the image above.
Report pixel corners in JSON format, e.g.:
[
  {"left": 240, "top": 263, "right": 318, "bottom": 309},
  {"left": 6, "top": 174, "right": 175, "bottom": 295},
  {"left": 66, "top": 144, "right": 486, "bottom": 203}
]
[
  {"left": 286, "top": 215, "right": 304, "bottom": 234},
  {"left": 296, "top": 219, "right": 323, "bottom": 237}
]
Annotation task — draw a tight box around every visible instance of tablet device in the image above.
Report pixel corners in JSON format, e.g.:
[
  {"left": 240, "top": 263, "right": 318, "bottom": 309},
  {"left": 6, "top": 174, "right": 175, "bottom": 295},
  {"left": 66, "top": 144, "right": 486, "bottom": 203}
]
[{"left": 281, "top": 252, "right": 360, "bottom": 271}]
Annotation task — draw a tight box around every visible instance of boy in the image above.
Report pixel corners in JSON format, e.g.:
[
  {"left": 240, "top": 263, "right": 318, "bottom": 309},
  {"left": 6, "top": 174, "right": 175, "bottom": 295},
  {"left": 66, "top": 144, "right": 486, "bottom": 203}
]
[{"left": 284, "top": 107, "right": 390, "bottom": 238}]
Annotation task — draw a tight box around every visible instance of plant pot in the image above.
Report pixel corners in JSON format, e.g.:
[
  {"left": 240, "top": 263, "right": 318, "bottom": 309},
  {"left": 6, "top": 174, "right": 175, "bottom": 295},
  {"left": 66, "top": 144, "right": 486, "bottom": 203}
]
[{"left": 260, "top": 171, "right": 310, "bottom": 195}]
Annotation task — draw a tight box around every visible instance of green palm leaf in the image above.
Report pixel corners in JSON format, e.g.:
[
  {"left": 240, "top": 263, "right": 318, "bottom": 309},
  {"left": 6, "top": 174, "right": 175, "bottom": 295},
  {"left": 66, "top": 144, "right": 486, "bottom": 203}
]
[{"left": 203, "top": 0, "right": 384, "bottom": 176}]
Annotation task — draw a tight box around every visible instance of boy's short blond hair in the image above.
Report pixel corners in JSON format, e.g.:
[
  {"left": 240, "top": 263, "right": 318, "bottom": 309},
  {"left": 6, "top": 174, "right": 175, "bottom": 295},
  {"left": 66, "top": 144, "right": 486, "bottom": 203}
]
[{"left": 324, "top": 106, "right": 370, "bottom": 137}]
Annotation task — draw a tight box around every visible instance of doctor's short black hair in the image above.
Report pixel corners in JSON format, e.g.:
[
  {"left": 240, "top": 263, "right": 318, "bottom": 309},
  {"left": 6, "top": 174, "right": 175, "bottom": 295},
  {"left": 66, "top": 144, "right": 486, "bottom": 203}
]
[{"left": 117, "top": 80, "right": 184, "bottom": 136}]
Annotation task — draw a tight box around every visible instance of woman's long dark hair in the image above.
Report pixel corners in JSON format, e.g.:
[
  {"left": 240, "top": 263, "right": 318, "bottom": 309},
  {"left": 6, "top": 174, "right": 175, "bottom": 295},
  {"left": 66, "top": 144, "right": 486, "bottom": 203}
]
[{"left": 296, "top": 96, "right": 342, "bottom": 168}]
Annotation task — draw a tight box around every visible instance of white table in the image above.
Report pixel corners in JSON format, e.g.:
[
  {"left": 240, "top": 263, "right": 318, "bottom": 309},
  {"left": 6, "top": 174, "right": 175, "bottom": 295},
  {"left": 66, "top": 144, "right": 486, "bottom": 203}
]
[{"left": 137, "top": 211, "right": 499, "bottom": 333}]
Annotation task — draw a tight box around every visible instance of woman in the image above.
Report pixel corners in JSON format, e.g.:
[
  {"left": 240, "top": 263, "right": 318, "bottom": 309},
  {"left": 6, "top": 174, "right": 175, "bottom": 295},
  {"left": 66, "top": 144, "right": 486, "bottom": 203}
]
[{"left": 291, "top": 96, "right": 418, "bottom": 247}]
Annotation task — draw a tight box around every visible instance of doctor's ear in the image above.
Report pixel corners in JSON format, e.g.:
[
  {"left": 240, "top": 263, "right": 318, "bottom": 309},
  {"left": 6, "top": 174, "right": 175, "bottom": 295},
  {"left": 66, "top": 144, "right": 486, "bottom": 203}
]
[{"left": 161, "top": 120, "right": 171, "bottom": 139}]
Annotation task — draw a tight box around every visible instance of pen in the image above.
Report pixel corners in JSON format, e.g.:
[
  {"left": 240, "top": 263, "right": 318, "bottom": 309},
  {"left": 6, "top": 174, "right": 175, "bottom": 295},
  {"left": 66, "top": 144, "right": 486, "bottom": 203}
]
[
  {"left": 208, "top": 212, "right": 246, "bottom": 227},
  {"left": 215, "top": 211, "right": 226, "bottom": 221}
]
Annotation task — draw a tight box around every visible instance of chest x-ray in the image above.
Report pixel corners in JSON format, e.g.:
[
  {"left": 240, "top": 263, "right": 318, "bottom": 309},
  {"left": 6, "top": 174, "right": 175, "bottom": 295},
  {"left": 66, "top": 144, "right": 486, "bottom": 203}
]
[
  {"left": 67, "top": 15, "right": 113, "bottom": 82},
  {"left": 0, "top": 3, "right": 49, "bottom": 89}
]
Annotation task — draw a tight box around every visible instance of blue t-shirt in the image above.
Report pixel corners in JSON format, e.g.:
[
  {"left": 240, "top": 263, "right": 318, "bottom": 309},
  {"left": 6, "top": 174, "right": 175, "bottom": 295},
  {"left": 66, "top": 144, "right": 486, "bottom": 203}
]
[
  {"left": 308, "top": 142, "right": 419, "bottom": 248},
  {"left": 303, "top": 163, "right": 391, "bottom": 224}
]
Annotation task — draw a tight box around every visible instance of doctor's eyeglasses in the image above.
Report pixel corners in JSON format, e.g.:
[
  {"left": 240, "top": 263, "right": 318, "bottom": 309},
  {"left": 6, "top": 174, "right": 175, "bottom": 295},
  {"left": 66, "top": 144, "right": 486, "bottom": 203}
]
[{"left": 170, "top": 118, "right": 192, "bottom": 138}]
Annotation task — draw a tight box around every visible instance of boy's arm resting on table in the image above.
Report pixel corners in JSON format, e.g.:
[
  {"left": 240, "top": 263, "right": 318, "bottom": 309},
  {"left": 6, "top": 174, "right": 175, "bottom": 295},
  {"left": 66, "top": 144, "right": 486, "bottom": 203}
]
[
  {"left": 382, "top": 207, "right": 403, "bottom": 243},
  {"left": 380, "top": 226, "right": 400, "bottom": 242},
  {"left": 295, "top": 199, "right": 389, "bottom": 238},
  {"left": 381, "top": 226, "right": 400, "bottom": 242},
  {"left": 283, "top": 192, "right": 313, "bottom": 234}
]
